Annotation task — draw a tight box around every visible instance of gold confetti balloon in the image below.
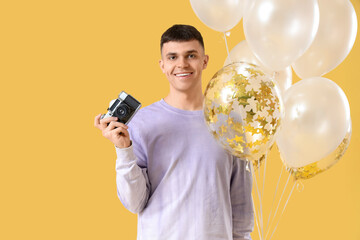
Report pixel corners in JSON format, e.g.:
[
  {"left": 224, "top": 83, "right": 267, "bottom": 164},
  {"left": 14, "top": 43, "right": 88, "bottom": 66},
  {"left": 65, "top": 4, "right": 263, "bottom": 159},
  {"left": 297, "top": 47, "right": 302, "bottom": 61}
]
[
  {"left": 204, "top": 62, "right": 284, "bottom": 167},
  {"left": 276, "top": 77, "right": 352, "bottom": 180}
]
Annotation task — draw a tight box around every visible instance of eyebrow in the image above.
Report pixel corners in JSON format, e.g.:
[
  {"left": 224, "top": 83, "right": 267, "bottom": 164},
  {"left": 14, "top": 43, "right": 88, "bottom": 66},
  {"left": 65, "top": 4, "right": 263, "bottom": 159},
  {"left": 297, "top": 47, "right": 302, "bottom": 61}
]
[{"left": 166, "top": 50, "right": 199, "bottom": 57}]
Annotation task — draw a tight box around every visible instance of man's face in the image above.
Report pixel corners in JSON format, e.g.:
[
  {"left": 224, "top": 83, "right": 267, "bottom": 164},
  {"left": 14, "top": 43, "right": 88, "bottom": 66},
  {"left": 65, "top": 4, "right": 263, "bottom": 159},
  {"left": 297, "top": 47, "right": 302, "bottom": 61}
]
[{"left": 159, "top": 40, "right": 209, "bottom": 94}]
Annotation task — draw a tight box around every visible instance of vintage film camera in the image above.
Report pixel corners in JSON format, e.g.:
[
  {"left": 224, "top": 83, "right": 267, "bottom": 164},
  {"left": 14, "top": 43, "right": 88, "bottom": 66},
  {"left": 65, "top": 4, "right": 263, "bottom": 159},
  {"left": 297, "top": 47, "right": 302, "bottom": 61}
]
[{"left": 101, "top": 91, "right": 141, "bottom": 125}]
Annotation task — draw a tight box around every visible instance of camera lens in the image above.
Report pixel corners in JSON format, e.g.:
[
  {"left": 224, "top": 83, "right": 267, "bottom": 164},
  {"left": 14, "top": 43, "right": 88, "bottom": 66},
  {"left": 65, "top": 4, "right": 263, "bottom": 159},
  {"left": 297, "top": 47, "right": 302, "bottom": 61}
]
[{"left": 116, "top": 104, "right": 129, "bottom": 117}]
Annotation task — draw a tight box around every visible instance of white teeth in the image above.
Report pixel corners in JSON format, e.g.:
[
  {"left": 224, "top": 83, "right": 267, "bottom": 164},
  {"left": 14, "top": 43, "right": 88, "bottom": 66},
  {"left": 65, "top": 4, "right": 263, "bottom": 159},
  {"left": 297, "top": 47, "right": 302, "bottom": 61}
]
[{"left": 176, "top": 73, "right": 191, "bottom": 77}]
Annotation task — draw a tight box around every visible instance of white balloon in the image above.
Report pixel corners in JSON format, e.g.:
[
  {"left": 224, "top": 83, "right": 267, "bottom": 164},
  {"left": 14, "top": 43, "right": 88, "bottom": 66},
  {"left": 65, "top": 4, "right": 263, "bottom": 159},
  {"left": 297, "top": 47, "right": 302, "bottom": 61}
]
[
  {"left": 224, "top": 40, "right": 292, "bottom": 95},
  {"left": 292, "top": 0, "right": 358, "bottom": 78},
  {"left": 190, "top": 0, "right": 244, "bottom": 32},
  {"left": 243, "top": 0, "right": 319, "bottom": 71},
  {"left": 276, "top": 77, "right": 351, "bottom": 168}
]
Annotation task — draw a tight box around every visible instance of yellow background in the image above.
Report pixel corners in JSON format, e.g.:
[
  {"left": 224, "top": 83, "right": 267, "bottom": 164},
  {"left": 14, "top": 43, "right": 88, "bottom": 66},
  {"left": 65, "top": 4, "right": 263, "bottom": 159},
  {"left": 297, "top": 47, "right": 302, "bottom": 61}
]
[{"left": 1, "top": 0, "right": 359, "bottom": 239}]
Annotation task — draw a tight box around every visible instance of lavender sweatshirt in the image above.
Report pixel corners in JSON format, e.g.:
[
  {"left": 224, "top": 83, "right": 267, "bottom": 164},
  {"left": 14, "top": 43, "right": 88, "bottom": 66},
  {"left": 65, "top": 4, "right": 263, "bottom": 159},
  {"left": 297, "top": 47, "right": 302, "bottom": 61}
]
[{"left": 115, "top": 99, "right": 254, "bottom": 240}]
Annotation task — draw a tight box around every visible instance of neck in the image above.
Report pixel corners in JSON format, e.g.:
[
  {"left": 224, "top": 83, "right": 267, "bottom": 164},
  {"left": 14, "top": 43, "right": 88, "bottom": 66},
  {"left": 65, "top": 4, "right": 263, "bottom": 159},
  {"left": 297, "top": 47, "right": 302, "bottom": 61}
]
[{"left": 164, "top": 88, "right": 204, "bottom": 111}]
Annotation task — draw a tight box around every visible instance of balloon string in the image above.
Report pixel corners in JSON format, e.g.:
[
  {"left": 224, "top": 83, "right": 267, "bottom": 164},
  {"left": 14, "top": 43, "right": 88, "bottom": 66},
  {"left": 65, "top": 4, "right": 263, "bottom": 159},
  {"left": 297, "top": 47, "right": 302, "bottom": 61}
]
[
  {"left": 261, "top": 152, "right": 269, "bottom": 206},
  {"left": 268, "top": 180, "right": 297, "bottom": 240},
  {"left": 223, "top": 32, "right": 232, "bottom": 63},
  {"left": 260, "top": 153, "right": 269, "bottom": 239},
  {"left": 252, "top": 194, "right": 263, "bottom": 240},
  {"left": 264, "top": 165, "right": 284, "bottom": 235},
  {"left": 265, "top": 169, "right": 292, "bottom": 240},
  {"left": 257, "top": 160, "right": 263, "bottom": 234},
  {"left": 251, "top": 162, "right": 264, "bottom": 239}
]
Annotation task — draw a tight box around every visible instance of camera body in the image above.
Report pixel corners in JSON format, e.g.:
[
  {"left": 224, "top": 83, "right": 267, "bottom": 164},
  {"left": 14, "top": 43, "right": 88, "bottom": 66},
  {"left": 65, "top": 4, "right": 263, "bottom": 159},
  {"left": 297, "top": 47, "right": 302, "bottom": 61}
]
[{"left": 101, "top": 91, "right": 141, "bottom": 125}]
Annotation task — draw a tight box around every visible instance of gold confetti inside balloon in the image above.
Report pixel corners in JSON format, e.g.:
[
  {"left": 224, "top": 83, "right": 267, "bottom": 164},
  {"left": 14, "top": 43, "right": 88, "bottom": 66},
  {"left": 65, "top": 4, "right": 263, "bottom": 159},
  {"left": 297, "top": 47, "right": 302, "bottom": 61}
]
[
  {"left": 289, "top": 122, "right": 351, "bottom": 180},
  {"left": 204, "top": 62, "right": 283, "bottom": 167}
]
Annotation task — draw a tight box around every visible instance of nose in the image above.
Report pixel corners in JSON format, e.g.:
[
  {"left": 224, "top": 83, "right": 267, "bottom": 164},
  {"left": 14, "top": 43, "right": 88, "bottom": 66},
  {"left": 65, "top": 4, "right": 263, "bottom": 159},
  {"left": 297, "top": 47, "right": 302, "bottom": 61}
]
[{"left": 176, "top": 56, "right": 189, "bottom": 68}]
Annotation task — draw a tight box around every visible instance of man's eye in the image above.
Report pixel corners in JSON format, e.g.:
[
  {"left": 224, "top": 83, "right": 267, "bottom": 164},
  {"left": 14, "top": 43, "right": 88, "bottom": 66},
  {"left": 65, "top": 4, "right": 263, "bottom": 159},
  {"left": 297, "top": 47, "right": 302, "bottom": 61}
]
[
  {"left": 188, "top": 54, "right": 196, "bottom": 59},
  {"left": 169, "top": 56, "right": 176, "bottom": 60}
]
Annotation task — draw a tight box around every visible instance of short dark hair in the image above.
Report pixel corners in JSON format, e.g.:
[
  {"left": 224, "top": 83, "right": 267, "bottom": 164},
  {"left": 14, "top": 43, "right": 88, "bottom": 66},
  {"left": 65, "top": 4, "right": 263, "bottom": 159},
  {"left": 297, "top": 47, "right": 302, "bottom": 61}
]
[{"left": 160, "top": 24, "right": 205, "bottom": 52}]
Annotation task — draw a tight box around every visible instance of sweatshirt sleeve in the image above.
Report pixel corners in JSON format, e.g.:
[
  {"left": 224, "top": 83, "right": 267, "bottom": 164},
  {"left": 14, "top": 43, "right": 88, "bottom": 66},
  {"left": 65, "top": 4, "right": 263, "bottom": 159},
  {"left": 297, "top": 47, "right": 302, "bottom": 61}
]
[
  {"left": 115, "top": 144, "right": 150, "bottom": 214},
  {"left": 230, "top": 158, "right": 254, "bottom": 240}
]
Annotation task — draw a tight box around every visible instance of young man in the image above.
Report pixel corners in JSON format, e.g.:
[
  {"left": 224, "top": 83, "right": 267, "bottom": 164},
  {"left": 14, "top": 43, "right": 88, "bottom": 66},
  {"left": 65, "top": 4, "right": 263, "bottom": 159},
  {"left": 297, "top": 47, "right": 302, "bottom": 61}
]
[{"left": 94, "top": 24, "right": 254, "bottom": 240}]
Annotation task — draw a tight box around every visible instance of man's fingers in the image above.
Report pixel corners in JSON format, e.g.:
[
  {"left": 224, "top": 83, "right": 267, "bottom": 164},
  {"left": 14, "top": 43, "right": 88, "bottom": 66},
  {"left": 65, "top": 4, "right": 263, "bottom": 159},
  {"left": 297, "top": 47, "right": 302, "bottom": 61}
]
[
  {"left": 107, "top": 121, "right": 128, "bottom": 130},
  {"left": 107, "top": 121, "right": 121, "bottom": 130},
  {"left": 114, "top": 126, "right": 130, "bottom": 138},
  {"left": 117, "top": 122, "right": 128, "bottom": 129},
  {"left": 94, "top": 114, "right": 102, "bottom": 128},
  {"left": 100, "top": 116, "right": 118, "bottom": 125},
  {"left": 99, "top": 117, "right": 118, "bottom": 130}
]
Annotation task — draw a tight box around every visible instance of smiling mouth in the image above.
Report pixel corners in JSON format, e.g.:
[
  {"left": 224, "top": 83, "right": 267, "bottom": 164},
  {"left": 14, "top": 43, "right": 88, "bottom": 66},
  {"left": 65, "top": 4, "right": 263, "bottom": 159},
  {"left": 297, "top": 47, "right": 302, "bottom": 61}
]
[{"left": 174, "top": 73, "right": 193, "bottom": 77}]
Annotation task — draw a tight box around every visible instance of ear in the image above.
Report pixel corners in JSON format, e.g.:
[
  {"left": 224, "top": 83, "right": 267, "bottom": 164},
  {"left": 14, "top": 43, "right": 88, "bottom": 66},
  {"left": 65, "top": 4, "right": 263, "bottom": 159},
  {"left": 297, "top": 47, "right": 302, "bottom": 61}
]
[
  {"left": 202, "top": 55, "right": 209, "bottom": 70},
  {"left": 159, "top": 59, "right": 165, "bottom": 73}
]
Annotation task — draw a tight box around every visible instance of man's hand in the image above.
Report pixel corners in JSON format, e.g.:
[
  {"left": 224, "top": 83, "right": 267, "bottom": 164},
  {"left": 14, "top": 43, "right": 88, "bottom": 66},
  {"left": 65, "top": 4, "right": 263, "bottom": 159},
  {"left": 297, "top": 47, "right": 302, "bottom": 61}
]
[{"left": 94, "top": 114, "right": 131, "bottom": 148}]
